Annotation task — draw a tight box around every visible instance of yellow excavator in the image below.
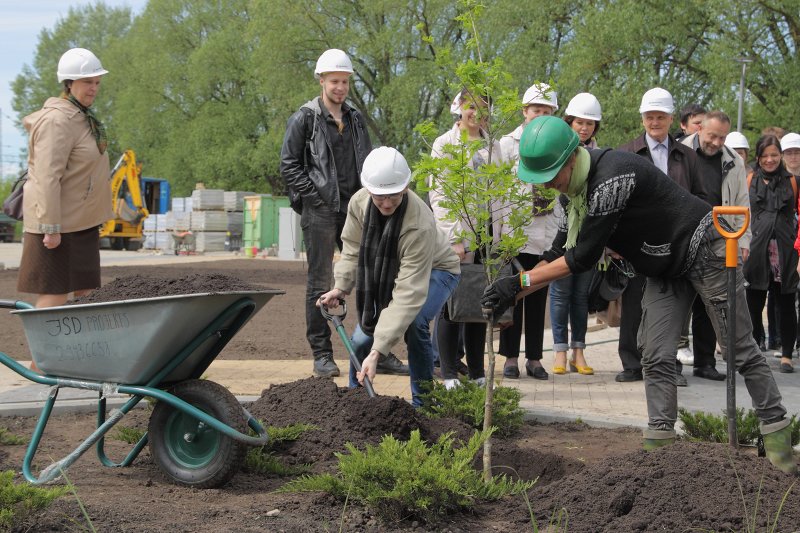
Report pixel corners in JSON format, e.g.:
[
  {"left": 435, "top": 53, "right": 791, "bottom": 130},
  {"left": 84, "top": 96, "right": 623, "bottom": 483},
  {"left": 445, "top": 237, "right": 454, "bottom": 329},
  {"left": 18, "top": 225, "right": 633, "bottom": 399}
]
[{"left": 99, "top": 150, "right": 149, "bottom": 251}]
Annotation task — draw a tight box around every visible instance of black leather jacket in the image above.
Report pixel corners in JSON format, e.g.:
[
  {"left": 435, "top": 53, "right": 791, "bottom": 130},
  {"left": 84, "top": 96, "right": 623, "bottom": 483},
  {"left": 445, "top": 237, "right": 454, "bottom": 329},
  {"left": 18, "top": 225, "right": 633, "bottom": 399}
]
[{"left": 280, "top": 97, "right": 372, "bottom": 213}]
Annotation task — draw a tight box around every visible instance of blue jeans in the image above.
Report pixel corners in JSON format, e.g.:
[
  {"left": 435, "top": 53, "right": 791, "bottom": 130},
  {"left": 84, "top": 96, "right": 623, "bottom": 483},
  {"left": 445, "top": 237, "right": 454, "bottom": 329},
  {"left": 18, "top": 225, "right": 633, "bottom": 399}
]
[
  {"left": 349, "top": 269, "right": 460, "bottom": 407},
  {"left": 549, "top": 270, "right": 593, "bottom": 351}
]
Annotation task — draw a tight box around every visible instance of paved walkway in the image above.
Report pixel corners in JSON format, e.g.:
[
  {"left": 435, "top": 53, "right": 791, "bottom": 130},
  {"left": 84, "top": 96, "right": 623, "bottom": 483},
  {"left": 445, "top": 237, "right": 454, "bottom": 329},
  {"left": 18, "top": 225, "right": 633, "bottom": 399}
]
[
  {"left": 0, "top": 245, "right": 797, "bottom": 432},
  {"left": 2, "top": 318, "right": 799, "bottom": 430}
]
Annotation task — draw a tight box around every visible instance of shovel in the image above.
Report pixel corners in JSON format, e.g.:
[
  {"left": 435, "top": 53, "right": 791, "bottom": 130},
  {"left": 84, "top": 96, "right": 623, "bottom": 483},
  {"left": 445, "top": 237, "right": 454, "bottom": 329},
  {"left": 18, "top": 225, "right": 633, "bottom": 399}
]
[
  {"left": 320, "top": 300, "right": 376, "bottom": 398},
  {"left": 711, "top": 206, "right": 750, "bottom": 448}
]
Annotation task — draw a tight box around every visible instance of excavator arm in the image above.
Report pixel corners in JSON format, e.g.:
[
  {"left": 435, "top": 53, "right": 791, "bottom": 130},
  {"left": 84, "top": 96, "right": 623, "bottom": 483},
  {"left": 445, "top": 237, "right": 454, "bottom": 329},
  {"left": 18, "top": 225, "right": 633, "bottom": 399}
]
[{"left": 100, "top": 150, "right": 150, "bottom": 239}]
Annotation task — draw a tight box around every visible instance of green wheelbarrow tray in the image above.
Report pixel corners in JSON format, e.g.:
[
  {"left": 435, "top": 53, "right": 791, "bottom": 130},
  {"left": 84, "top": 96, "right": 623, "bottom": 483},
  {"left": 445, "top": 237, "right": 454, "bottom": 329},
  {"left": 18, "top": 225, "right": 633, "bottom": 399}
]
[{"left": 0, "top": 289, "right": 283, "bottom": 488}]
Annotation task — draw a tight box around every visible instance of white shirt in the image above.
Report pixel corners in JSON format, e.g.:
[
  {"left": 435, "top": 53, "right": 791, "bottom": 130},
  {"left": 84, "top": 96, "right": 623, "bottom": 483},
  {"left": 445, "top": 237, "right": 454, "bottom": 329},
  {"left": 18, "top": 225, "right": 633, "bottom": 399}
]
[{"left": 646, "top": 134, "right": 669, "bottom": 175}]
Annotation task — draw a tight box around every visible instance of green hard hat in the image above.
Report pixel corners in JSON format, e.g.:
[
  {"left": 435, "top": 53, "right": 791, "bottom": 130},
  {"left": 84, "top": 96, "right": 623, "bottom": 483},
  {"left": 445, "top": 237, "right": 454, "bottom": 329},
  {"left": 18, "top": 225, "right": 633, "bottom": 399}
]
[{"left": 518, "top": 115, "right": 580, "bottom": 184}]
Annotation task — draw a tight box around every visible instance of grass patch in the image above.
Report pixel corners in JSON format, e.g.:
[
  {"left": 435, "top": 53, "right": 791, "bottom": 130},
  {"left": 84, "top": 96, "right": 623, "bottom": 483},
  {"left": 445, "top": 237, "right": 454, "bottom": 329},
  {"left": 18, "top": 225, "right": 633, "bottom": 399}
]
[
  {"left": 420, "top": 379, "right": 524, "bottom": 437},
  {"left": 245, "top": 423, "right": 316, "bottom": 476},
  {"left": 0, "top": 427, "right": 26, "bottom": 445},
  {"left": 678, "top": 408, "right": 800, "bottom": 446},
  {"left": 0, "top": 470, "right": 68, "bottom": 529},
  {"left": 280, "top": 429, "right": 533, "bottom": 524},
  {"left": 111, "top": 426, "right": 145, "bottom": 445}
]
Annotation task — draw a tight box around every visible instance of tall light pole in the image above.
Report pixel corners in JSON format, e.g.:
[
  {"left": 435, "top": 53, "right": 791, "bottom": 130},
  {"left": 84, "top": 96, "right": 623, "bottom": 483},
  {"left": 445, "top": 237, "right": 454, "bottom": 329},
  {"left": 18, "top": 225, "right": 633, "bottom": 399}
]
[{"left": 736, "top": 58, "right": 753, "bottom": 132}]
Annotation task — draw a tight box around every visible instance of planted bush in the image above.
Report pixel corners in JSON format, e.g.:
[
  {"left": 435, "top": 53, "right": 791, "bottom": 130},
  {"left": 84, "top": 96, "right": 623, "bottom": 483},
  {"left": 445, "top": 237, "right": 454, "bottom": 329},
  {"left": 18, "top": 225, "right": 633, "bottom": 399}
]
[
  {"left": 0, "top": 470, "right": 68, "bottom": 529},
  {"left": 678, "top": 408, "right": 800, "bottom": 446},
  {"left": 280, "top": 429, "right": 532, "bottom": 524},
  {"left": 421, "top": 380, "right": 524, "bottom": 437}
]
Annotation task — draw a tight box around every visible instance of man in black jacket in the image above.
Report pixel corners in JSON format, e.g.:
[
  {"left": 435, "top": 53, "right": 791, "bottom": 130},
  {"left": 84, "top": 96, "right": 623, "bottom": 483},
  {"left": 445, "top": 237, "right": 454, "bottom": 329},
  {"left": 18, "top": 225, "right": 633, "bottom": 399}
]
[
  {"left": 615, "top": 87, "right": 707, "bottom": 386},
  {"left": 482, "top": 116, "right": 796, "bottom": 473},
  {"left": 281, "top": 49, "right": 406, "bottom": 378}
]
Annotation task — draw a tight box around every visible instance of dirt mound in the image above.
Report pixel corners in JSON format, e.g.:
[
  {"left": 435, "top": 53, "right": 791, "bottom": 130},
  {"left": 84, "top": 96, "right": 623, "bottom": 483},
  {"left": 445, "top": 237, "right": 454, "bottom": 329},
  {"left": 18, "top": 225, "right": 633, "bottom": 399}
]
[
  {"left": 248, "top": 377, "right": 475, "bottom": 464},
  {"left": 528, "top": 441, "right": 800, "bottom": 532},
  {"left": 71, "top": 273, "right": 267, "bottom": 304}
]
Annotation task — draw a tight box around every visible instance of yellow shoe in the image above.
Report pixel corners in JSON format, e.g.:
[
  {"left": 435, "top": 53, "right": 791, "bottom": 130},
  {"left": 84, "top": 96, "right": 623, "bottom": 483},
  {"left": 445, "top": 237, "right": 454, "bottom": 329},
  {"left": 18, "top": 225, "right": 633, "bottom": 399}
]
[
  {"left": 569, "top": 360, "right": 594, "bottom": 375},
  {"left": 553, "top": 351, "right": 568, "bottom": 375}
]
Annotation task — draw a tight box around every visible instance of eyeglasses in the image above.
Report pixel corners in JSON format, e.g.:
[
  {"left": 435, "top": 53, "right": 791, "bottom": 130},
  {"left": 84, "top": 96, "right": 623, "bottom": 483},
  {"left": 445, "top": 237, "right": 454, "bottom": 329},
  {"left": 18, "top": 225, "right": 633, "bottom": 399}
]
[{"left": 371, "top": 192, "right": 404, "bottom": 201}]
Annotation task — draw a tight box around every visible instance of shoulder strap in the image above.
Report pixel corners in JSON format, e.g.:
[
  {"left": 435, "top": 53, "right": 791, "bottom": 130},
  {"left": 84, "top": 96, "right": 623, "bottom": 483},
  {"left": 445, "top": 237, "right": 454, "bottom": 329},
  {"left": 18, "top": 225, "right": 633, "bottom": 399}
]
[
  {"left": 746, "top": 171, "right": 752, "bottom": 190},
  {"left": 792, "top": 175, "right": 799, "bottom": 202}
]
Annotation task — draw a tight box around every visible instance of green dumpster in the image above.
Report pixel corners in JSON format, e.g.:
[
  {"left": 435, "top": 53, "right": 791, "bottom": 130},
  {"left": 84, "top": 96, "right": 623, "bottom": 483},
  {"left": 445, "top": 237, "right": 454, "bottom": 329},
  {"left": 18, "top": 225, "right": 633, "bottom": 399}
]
[{"left": 243, "top": 195, "right": 290, "bottom": 252}]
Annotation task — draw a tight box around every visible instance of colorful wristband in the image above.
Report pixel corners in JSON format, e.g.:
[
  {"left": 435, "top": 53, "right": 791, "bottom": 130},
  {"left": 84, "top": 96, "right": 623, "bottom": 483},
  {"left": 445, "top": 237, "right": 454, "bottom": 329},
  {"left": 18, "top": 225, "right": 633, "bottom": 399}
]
[{"left": 520, "top": 272, "right": 532, "bottom": 288}]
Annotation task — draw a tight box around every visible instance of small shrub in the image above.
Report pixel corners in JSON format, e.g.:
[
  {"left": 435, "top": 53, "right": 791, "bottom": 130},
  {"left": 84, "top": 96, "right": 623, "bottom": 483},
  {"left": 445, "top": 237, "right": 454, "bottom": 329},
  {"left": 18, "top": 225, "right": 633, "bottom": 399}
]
[
  {"left": 0, "top": 470, "right": 68, "bottom": 529},
  {"left": 245, "top": 423, "right": 317, "bottom": 476},
  {"left": 111, "top": 426, "right": 145, "bottom": 445},
  {"left": 0, "top": 427, "right": 25, "bottom": 445},
  {"left": 280, "top": 429, "right": 533, "bottom": 524},
  {"left": 420, "top": 380, "right": 524, "bottom": 437},
  {"left": 678, "top": 408, "right": 800, "bottom": 446}
]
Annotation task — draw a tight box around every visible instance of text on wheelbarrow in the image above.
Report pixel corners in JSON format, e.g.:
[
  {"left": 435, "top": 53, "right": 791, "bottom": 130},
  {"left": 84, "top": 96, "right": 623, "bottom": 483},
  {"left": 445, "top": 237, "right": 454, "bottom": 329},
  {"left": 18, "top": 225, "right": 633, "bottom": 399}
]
[{"left": 45, "top": 312, "right": 131, "bottom": 336}]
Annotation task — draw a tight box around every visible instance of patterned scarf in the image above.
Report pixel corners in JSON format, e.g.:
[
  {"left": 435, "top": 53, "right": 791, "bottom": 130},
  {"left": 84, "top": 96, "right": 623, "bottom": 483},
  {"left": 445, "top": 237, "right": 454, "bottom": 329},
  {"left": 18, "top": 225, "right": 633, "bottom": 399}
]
[
  {"left": 356, "top": 194, "right": 409, "bottom": 336},
  {"left": 64, "top": 93, "right": 107, "bottom": 154},
  {"left": 565, "top": 147, "right": 591, "bottom": 249}
]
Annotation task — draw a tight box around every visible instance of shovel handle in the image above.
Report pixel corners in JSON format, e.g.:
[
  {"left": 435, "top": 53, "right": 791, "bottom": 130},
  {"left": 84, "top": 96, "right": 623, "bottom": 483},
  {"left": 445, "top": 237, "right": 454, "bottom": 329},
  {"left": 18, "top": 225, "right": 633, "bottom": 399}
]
[
  {"left": 320, "top": 301, "right": 377, "bottom": 398},
  {"left": 712, "top": 206, "right": 750, "bottom": 268}
]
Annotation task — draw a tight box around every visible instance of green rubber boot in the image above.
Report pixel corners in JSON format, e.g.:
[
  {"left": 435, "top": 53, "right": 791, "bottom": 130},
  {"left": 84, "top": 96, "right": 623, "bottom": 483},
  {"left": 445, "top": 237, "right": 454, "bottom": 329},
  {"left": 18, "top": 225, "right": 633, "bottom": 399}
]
[
  {"left": 762, "top": 419, "right": 797, "bottom": 474},
  {"left": 642, "top": 428, "right": 676, "bottom": 451}
]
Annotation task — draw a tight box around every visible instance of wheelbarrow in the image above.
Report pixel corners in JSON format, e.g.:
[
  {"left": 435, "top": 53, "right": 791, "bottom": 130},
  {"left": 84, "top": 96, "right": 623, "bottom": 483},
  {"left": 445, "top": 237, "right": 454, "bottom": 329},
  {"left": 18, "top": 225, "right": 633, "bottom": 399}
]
[{"left": 0, "top": 288, "right": 283, "bottom": 488}]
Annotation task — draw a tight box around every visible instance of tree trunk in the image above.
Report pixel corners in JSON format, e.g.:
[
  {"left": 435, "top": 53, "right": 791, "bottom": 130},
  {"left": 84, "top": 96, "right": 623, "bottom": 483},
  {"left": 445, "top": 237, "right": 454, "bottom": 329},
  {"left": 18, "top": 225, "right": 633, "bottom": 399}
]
[{"left": 482, "top": 321, "right": 495, "bottom": 481}]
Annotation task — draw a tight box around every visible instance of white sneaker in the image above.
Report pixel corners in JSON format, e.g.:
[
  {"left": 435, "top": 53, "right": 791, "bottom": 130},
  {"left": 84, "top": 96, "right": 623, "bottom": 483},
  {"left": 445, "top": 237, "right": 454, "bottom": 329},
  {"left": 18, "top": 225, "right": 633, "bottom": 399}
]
[
  {"left": 677, "top": 347, "right": 694, "bottom": 366},
  {"left": 472, "top": 377, "right": 487, "bottom": 387},
  {"left": 443, "top": 378, "right": 460, "bottom": 390}
]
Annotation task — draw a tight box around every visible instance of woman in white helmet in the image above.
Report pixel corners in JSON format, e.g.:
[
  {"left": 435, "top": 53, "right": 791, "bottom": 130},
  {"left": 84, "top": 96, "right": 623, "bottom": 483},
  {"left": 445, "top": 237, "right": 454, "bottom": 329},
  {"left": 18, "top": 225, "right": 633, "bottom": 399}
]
[
  {"left": 781, "top": 132, "right": 800, "bottom": 176},
  {"left": 546, "top": 93, "right": 604, "bottom": 377},
  {"left": 496, "top": 83, "right": 559, "bottom": 380},
  {"left": 428, "top": 87, "right": 506, "bottom": 388},
  {"left": 17, "top": 48, "right": 113, "bottom": 328}
]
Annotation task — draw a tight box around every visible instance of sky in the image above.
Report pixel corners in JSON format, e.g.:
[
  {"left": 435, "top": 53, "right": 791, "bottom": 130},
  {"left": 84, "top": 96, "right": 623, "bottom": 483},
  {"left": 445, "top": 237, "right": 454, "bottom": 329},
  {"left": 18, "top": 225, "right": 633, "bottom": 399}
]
[{"left": 0, "top": 0, "right": 148, "bottom": 177}]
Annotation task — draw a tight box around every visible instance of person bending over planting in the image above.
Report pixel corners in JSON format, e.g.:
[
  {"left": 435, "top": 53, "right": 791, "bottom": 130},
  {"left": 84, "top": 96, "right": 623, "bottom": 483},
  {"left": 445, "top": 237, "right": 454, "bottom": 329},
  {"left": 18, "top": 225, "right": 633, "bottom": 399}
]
[
  {"left": 318, "top": 147, "right": 461, "bottom": 408},
  {"left": 481, "top": 116, "right": 796, "bottom": 473}
]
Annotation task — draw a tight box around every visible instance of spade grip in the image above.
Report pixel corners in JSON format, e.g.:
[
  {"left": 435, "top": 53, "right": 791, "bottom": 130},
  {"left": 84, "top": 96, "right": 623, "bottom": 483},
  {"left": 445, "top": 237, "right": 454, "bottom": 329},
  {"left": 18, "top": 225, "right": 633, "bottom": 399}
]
[{"left": 712, "top": 206, "right": 750, "bottom": 267}]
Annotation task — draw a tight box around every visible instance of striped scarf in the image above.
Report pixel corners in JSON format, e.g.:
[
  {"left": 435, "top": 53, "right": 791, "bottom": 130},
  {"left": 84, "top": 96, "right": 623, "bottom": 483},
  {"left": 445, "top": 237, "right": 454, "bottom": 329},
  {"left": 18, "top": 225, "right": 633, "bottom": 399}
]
[
  {"left": 355, "top": 195, "right": 408, "bottom": 336},
  {"left": 64, "top": 93, "right": 108, "bottom": 154}
]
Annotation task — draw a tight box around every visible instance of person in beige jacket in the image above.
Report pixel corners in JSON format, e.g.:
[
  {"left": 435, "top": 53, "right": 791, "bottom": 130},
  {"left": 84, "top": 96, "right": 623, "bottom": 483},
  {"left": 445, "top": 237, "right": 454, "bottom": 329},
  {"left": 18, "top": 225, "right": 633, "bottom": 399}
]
[
  {"left": 319, "top": 147, "right": 460, "bottom": 407},
  {"left": 18, "top": 48, "right": 113, "bottom": 312}
]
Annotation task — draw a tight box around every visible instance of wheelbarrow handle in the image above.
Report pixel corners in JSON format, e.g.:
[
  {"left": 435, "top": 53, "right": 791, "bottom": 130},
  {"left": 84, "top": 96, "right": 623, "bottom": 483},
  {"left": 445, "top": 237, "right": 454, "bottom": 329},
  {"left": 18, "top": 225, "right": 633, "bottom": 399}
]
[{"left": 712, "top": 206, "right": 750, "bottom": 268}]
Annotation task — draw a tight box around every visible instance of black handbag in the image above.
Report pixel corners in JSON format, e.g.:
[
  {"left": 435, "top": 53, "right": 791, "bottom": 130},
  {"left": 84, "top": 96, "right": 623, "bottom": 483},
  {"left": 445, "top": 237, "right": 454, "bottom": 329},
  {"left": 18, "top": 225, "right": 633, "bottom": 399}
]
[
  {"left": 447, "top": 262, "right": 514, "bottom": 323},
  {"left": 587, "top": 258, "right": 633, "bottom": 313},
  {"left": 3, "top": 170, "right": 27, "bottom": 221}
]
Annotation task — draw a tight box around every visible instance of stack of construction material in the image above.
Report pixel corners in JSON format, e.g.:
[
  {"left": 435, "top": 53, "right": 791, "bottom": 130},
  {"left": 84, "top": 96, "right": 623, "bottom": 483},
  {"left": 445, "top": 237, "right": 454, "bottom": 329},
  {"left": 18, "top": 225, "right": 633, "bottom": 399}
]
[
  {"left": 191, "top": 189, "right": 225, "bottom": 211},
  {"left": 224, "top": 191, "right": 256, "bottom": 212},
  {"left": 194, "top": 232, "right": 228, "bottom": 253},
  {"left": 190, "top": 189, "right": 227, "bottom": 252},
  {"left": 165, "top": 210, "right": 191, "bottom": 231},
  {"left": 227, "top": 212, "right": 244, "bottom": 234},
  {"left": 143, "top": 214, "right": 170, "bottom": 250}
]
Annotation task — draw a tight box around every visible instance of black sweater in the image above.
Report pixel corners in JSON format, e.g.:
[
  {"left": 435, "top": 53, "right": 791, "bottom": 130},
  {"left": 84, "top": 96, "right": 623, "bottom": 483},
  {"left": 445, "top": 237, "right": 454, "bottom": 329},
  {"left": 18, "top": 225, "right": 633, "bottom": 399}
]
[{"left": 542, "top": 149, "right": 714, "bottom": 278}]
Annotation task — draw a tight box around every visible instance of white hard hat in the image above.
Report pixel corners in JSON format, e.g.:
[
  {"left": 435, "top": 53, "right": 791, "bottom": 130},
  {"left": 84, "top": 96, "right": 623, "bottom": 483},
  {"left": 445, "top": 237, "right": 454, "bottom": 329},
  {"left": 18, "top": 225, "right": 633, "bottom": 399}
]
[
  {"left": 361, "top": 147, "right": 411, "bottom": 195},
  {"left": 450, "top": 92, "right": 461, "bottom": 116},
  {"left": 639, "top": 87, "right": 674, "bottom": 114},
  {"left": 57, "top": 48, "right": 108, "bottom": 82},
  {"left": 522, "top": 83, "right": 558, "bottom": 110},
  {"left": 314, "top": 49, "right": 354, "bottom": 79},
  {"left": 780, "top": 132, "right": 800, "bottom": 151},
  {"left": 724, "top": 131, "right": 750, "bottom": 150},
  {"left": 565, "top": 92, "right": 602, "bottom": 121}
]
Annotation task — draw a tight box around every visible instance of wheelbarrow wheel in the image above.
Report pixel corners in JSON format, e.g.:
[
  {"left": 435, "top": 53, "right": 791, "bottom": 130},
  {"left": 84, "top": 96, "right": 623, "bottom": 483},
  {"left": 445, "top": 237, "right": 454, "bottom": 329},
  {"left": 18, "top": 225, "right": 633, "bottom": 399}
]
[{"left": 148, "top": 379, "right": 247, "bottom": 488}]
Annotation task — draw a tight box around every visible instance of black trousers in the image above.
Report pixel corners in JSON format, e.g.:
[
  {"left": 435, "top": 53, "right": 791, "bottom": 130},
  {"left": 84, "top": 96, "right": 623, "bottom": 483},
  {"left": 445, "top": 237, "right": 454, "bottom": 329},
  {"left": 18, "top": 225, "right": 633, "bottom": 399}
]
[
  {"left": 618, "top": 273, "right": 646, "bottom": 372},
  {"left": 691, "top": 296, "right": 719, "bottom": 369},
  {"left": 498, "top": 253, "right": 547, "bottom": 361},
  {"left": 747, "top": 281, "right": 796, "bottom": 359}
]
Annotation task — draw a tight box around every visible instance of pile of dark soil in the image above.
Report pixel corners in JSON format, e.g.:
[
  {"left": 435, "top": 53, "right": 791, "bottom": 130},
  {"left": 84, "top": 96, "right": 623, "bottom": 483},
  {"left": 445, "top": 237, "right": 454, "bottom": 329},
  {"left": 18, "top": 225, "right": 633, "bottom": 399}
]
[
  {"left": 521, "top": 441, "right": 800, "bottom": 532},
  {"left": 71, "top": 273, "right": 267, "bottom": 304},
  {"left": 248, "top": 377, "right": 476, "bottom": 465}
]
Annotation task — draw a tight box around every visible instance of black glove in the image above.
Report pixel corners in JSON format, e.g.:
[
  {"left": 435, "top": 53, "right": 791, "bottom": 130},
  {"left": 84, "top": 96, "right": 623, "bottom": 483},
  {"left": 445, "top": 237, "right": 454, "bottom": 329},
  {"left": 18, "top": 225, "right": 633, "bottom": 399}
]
[{"left": 481, "top": 274, "right": 522, "bottom": 319}]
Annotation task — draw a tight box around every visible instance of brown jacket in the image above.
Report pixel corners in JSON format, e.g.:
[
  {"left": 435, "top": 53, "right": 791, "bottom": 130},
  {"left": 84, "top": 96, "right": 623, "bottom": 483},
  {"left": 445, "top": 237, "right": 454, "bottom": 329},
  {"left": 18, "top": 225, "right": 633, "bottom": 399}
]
[
  {"left": 22, "top": 97, "right": 113, "bottom": 234},
  {"left": 618, "top": 133, "right": 708, "bottom": 202}
]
